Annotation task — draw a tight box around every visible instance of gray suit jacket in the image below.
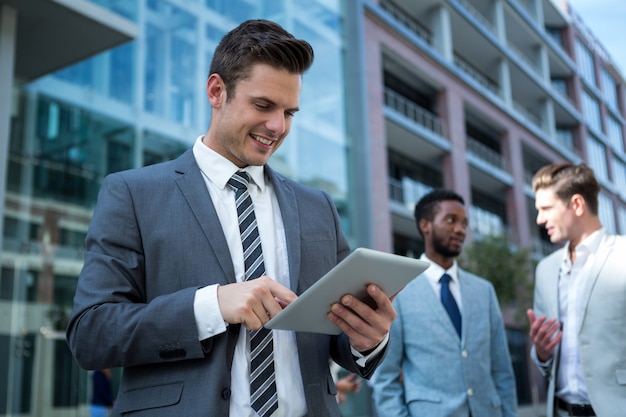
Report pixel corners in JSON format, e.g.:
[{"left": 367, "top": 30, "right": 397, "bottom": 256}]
[
  {"left": 372, "top": 269, "right": 517, "bottom": 417},
  {"left": 66, "top": 149, "right": 385, "bottom": 416},
  {"left": 531, "top": 233, "right": 626, "bottom": 417}
]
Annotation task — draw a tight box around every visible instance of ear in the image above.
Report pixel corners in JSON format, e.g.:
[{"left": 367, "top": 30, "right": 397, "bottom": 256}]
[
  {"left": 570, "top": 194, "right": 586, "bottom": 216},
  {"left": 206, "top": 74, "right": 226, "bottom": 108},
  {"left": 418, "top": 218, "right": 430, "bottom": 237}
]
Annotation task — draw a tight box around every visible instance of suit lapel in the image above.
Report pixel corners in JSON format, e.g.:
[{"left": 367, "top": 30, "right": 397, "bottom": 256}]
[
  {"left": 266, "top": 166, "right": 301, "bottom": 291},
  {"left": 577, "top": 234, "right": 615, "bottom": 333},
  {"left": 173, "top": 150, "right": 235, "bottom": 282},
  {"left": 458, "top": 270, "right": 478, "bottom": 345},
  {"left": 417, "top": 274, "right": 461, "bottom": 340}
]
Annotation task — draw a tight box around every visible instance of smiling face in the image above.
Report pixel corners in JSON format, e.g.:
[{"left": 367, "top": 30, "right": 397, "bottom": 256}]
[
  {"left": 420, "top": 200, "right": 467, "bottom": 266},
  {"left": 204, "top": 63, "right": 302, "bottom": 168},
  {"left": 535, "top": 187, "right": 579, "bottom": 245}
]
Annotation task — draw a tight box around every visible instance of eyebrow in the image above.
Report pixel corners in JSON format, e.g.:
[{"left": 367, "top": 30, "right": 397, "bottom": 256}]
[{"left": 253, "top": 95, "right": 300, "bottom": 113}]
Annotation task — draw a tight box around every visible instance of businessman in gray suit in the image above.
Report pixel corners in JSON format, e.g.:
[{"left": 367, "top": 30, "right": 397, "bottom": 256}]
[
  {"left": 372, "top": 189, "right": 517, "bottom": 417},
  {"left": 527, "top": 162, "right": 626, "bottom": 417},
  {"left": 66, "top": 19, "right": 395, "bottom": 417}
]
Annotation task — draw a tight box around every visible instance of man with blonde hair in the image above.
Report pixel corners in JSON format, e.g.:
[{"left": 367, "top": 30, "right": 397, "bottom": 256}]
[{"left": 527, "top": 162, "right": 626, "bottom": 417}]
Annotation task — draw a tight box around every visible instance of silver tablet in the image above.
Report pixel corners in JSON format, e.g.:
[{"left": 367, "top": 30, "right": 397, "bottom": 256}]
[{"left": 265, "top": 247, "right": 429, "bottom": 335}]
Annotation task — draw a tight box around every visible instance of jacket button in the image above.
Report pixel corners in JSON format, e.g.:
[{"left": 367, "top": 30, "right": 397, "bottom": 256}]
[
  {"left": 467, "top": 388, "right": 474, "bottom": 396},
  {"left": 222, "top": 388, "right": 231, "bottom": 400}
]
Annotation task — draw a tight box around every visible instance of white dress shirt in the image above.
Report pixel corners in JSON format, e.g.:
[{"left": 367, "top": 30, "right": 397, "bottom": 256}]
[
  {"left": 191, "top": 137, "right": 306, "bottom": 417},
  {"left": 555, "top": 228, "right": 604, "bottom": 404},
  {"left": 419, "top": 254, "right": 463, "bottom": 312}
]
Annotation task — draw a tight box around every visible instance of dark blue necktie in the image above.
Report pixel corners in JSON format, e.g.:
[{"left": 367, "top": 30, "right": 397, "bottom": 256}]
[
  {"left": 440, "top": 273, "right": 462, "bottom": 337},
  {"left": 228, "top": 171, "right": 278, "bottom": 417}
]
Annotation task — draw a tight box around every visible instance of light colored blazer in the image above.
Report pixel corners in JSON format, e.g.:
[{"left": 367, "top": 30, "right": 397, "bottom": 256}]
[
  {"left": 66, "top": 149, "right": 385, "bottom": 417},
  {"left": 372, "top": 269, "right": 517, "bottom": 417},
  {"left": 531, "top": 233, "right": 626, "bottom": 417}
]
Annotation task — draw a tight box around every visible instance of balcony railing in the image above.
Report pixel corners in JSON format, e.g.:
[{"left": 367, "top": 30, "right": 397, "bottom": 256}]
[
  {"left": 469, "top": 205, "right": 506, "bottom": 239},
  {"left": 3, "top": 237, "right": 85, "bottom": 261},
  {"left": 466, "top": 136, "right": 505, "bottom": 170},
  {"left": 389, "top": 177, "right": 432, "bottom": 210},
  {"left": 384, "top": 88, "right": 446, "bottom": 138},
  {"left": 454, "top": 54, "right": 500, "bottom": 95},
  {"left": 512, "top": 100, "right": 542, "bottom": 128},
  {"left": 456, "top": 0, "right": 496, "bottom": 35},
  {"left": 507, "top": 41, "right": 540, "bottom": 74},
  {"left": 380, "top": 0, "right": 431, "bottom": 44}
]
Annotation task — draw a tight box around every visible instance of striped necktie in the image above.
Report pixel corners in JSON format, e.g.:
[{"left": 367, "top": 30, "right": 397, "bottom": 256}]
[{"left": 227, "top": 171, "right": 278, "bottom": 417}]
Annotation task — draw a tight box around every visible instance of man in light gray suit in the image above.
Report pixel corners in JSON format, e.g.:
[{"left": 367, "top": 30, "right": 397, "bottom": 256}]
[
  {"left": 372, "top": 189, "right": 517, "bottom": 417},
  {"left": 66, "top": 19, "right": 396, "bottom": 417},
  {"left": 527, "top": 162, "right": 626, "bottom": 417}
]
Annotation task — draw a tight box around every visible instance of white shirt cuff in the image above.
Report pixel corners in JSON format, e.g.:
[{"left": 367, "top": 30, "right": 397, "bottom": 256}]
[
  {"left": 194, "top": 284, "right": 227, "bottom": 340},
  {"left": 351, "top": 333, "right": 389, "bottom": 367},
  {"left": 530, "top": 346, "right": 553, "bottom": 375}
]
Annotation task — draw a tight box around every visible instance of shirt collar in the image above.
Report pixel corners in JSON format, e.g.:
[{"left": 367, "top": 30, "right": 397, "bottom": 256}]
[
  {"left": 562, "top": 227, "right": 605, "bottom": 263},
  {"left": 193, "top": 136, "right": 266, "bottom": 192},
  {"left": 419, "top": 253, "right": 459, "bottom": 283}
]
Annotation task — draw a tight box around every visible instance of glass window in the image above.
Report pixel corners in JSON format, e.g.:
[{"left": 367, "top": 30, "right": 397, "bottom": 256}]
[
  {"left": 142, "top": 130, "right": 188, "bottom": 166},
  {"left": 586, "top": 135, "right": 608, "bottom": 182},
  {"left": 286, "top": 127, "right": 347, "bottom": 199},
  {"left": 0, "top": 333, "right": 36, "bottom": 413},
  {"left": 53, "top": 40, "right": 136, "bottom": 104},
  {"left": 109, "top": 42, "right": 136, "bottom": 104},
  {"left": 618, "top": 206, "right": 626, "bottom": 234},
  {"left": 581, "top": 90, "right": 602, "bottom": 133},
  {"left": 575, "top": 39, "right": 596, "bottom": 86},
  {"left": 388, "top": 151, "right": 442, "bottom": 208},
  {"left": 144, "top": 4, "right": 198, "bottom": 126},
  {"left": 470, "top": 190, "right": 507, "bottom": 238},
  {"left": 555, "top": 127, "right": 574, "bottom": 151},
  {"left": 545, "top": 27, "right": 563, "bottom": 47},
  {"left": 551, "top": 78, "right": 567, "bottom": 97},
  {"left": 601, "top": 68, "right": 618, "bottom": 110},
  {"left": 89, "top": 0, "right": 139, "bottom": 21},
  {"left": 598, "top": 193, "right": 616, "bottom": 234},
  {"left": 144, "top": 23, "right": 165, "bottom": 115},
  {"left": 205, "top": 0, "right": 259, "bottom": 22},
  {"left": 607, "top": 116, "right": 624, "bottom": 153},
  {"left": 32, "top": 97, "right": 134, "bottom": 207},
  {"left": 54, "top": 60, "right": 93, "bottom": 88},
  {"left": 469, "top": 205, "right": 505, "bottom": 238},
  {"left": 52, "top": 340, "right": 87, "bottom": 407},
  {"left": 611, "top": 157, "right": 626, "bottom": 200}
]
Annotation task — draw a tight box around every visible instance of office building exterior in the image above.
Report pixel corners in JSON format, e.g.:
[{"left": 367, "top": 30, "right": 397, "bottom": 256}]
[{"left": 1, "top": 0, "right": 624, "bottom": 415}]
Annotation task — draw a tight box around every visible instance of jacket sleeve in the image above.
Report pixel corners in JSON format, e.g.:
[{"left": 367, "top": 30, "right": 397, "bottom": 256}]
[
  {"left": 370, "top": 297, "right": 410, "bottom": 417},
  {"left": 488, "top": 285, "right": 518, "bottom": 417},
  {"left": 66, "top": 173, "right": 209, "bottom": 370},
  {"left": 529, "top": 260, "right": 555, "bottom": 377}
]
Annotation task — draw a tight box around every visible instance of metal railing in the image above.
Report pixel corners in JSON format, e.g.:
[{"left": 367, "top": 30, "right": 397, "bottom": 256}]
[
  {"left": 512, "top": 100, "right": 542, "bottom": 128},
  {"left": 456, "top": 0, "right": 496, "bottom": 35},
  {"left": 466, "top": 136, "right": 505, "bottom": 170},
  {"left": 384, "top": 88, "right": 446, "bottom": 138},
  {"left": 380, "top": 0, "right": 432, "bottom": 44},
  {"left": 388, "top": 177, "right": 432, "bottom": 209},
  {"left": 454, "top": 54, "right": 500, "bottom": 95}
]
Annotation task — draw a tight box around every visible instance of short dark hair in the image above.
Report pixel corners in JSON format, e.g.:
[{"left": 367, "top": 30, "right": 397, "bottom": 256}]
[
  {"left": 414, "top": 189, "right": 465, "bottom": 238},
  {"left": 209, "top": 19, "right": 314, "bottom": 98},
  {"left": 531, "top": 162, "right": 600, "bottom": 215}
]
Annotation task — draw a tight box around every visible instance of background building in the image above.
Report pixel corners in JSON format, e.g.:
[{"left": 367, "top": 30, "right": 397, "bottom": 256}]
[{"left": 0, "top": 0, "right": 624, "bottom": 416}]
